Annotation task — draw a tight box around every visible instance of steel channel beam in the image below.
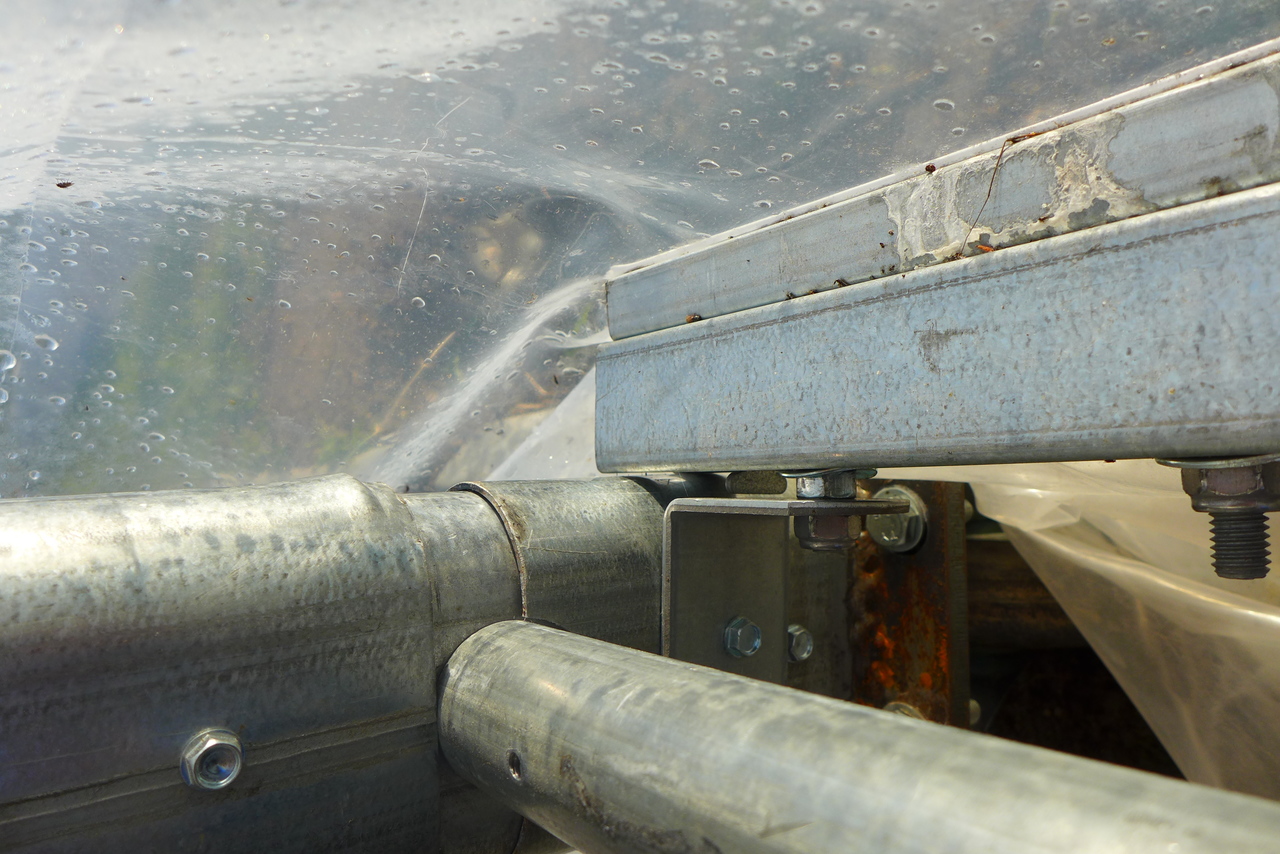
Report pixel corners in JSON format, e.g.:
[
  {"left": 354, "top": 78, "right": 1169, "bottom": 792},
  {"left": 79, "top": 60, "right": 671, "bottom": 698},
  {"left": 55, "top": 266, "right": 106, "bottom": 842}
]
[
  {"left": 596, "top": 182, "right": 1280, "bottom": 472},
  {"left": 605, "top": 41, "right": 1280, "bottom": 340},
  {"left": 440, "top": 621, "right": 1280, "bottom": 854}
]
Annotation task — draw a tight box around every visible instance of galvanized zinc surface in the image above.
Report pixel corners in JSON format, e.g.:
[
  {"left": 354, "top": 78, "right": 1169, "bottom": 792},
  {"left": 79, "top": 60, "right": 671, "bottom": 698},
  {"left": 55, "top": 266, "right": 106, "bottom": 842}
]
[
  {"left": 605, "top": 44, "right": 1280, "bottom": 338},
  {"left": 596, "top": 182, "right": 1280, "bottom": 472},
  {"left": 0, "top": 474, "right": 501, "bottom": 850}
]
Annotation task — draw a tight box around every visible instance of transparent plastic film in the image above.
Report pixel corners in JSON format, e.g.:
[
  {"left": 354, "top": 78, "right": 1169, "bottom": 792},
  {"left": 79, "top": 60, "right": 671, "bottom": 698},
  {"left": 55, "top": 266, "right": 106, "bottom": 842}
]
[
  {"left": 890, "top": 460, "right": 1280, "bottom": 799},
  {"left": 4, "top": 0, "right": 1279, "bottom": 497}
]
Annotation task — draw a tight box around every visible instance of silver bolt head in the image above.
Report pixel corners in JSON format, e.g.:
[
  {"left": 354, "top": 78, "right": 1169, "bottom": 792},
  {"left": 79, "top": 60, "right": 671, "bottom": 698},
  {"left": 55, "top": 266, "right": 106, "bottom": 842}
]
[
  {"left": 180, "top": 729, "right": 243, "bottom": 791},
  {"left": 866, "top": 485, "right": 927, "bottom": 553},
  {"left": 787, "top": 624, "right": 814, "bottom": 662},
  {"left": 724, "top": 616, "right": 762, "bottom": 658}
]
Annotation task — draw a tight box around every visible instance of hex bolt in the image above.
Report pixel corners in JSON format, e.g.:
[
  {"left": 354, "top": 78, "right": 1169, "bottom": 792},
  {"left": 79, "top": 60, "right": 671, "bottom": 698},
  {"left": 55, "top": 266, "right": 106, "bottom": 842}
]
[
  {"left": 787, "top": 623, "right": 814, "bottom": 663},
  {"left": 789, "top": 468, "right": 878, "bottom": 500},
  {"left": 180, "top": 729, "right": 243, "bottom": 791},
  {"left": 1159, "top": 454, "right": 1280, "bottom": 579},
  {"left": 785, "top": 468, "right": 879, "bottom": 551},
  {"left": 723, "top": 616, "right": 762, "bottom": 658},
  {"left": 1209, "top": 511, "right": 1270, "bottom": 578},
  {"left": 866, "top": 485, "right": 928, "bottom": 553}
]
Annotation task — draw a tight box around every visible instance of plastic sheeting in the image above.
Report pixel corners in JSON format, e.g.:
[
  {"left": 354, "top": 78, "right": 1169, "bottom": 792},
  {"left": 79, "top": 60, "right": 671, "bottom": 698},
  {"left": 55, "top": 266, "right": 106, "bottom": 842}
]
[
  {"left": 887, "top": 460, "right": 1280, "bottom": 799},
  {"left": 4, "top": 0, "right": 1278, "bottom": 496}
]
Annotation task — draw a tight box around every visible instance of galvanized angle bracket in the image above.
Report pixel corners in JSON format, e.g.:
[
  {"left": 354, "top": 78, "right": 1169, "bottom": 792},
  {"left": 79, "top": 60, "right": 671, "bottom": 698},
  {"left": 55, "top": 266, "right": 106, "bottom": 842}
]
[{"left": 662, "top": 497, "right": 906, "bottom": 684}]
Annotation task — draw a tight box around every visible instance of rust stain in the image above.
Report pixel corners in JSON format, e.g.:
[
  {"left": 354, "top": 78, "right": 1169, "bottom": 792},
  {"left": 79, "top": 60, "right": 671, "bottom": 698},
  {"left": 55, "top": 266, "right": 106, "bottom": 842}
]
[{"left": 848, "top": 481, "right": 968, "bottom": 725}]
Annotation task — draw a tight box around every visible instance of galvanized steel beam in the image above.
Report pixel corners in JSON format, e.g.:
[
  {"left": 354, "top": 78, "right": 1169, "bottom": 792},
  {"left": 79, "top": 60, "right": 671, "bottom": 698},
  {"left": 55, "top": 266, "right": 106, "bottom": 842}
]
[
  {"left": 605, "top": 40, "right": 1280, "bottom": 339},
  {"left": 596, "top": 182, "right": 1280, "bottom": 473},
  {"left": 439, "top": 621, "right": 1280, "bottom": 854}
]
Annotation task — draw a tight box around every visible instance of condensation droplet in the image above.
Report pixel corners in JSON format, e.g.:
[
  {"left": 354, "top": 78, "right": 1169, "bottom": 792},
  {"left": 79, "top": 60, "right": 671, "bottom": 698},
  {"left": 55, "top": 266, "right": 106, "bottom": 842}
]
[
  {"left": 0, "top": 350, "right": 15, "bottom": 371},
  {"left": 933, "top": 99, "right": 956, "bottom": 111},
  {"left": 410, "top": 296, "right": 426, "bottom": 308},
  {"left": 277, "top": 300, "right": 292, "bottom": 309},
  {"left": 34, "top": 334, "right": 58, "bottom": 351},
  {"left": 697, "top": 159, "right": 721, "bottom": 169}
]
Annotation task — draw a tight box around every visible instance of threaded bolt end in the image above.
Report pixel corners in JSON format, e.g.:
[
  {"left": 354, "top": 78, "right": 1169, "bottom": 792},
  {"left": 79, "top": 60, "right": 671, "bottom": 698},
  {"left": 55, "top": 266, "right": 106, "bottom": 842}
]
[{"left": 1208, "top": 511, "right": 1271, "bottom": 580}]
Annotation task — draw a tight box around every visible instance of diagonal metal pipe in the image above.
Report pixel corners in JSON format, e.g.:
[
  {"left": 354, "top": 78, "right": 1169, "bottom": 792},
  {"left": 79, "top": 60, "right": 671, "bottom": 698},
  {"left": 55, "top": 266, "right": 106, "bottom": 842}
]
[{"left": 440, "top": 620, "right": 1280, "bottom": 854}]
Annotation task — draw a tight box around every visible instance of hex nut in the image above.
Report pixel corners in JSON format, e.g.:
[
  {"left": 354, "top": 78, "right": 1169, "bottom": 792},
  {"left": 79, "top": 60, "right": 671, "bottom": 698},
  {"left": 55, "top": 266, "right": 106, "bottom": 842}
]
[
  {"left": 793, "top": 513, "right": 861, "bottom": 552},
  {"left": 180, "top": 729, "right": 243, "bottom": 791},
  {"left": 723, "top": 616, "right": 762, "bottom": 658},
  {"left": 787, "top": 624, "right": 814, "bottom": 662}
]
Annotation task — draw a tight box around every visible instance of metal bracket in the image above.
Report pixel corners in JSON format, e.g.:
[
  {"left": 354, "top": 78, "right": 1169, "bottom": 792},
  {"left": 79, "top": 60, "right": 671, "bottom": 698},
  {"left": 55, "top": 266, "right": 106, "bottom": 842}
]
[{"left": 662, "top": 497, "right": 904, "bottom": 684}]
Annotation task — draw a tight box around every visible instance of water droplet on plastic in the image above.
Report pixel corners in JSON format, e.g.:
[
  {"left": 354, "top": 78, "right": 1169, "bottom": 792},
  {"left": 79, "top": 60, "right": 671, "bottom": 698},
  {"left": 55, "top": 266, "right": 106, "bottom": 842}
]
[
  {"left": 410, "top": 296, "right": 426, "bottom": 308},
  {"left": 277, "top": 300, "right": 292, "bottom": 309},
  {"left": 49, "top": 396, "right": 66, "bottom": 406},
  {"left": 0, "top": 351, "right": 15, "bottom": 371},
  {"left": 0, "top": 388, "right": 8, "bottom": 404},
  {"left": 34, "top": 334, "right": 58, "bottom": 351},
  {"left": 698, "top": 159, "right": 720, "bottom": 169},
  {"left": 933, "top": 99, "right": 955, "bottom": 111}
]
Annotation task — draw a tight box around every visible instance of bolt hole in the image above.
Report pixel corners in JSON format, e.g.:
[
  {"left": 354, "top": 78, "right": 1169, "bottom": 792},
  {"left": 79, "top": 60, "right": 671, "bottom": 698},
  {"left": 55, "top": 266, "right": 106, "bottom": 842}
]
[{"left": 507, "top": 749, "right": 523, "bottom": 782}]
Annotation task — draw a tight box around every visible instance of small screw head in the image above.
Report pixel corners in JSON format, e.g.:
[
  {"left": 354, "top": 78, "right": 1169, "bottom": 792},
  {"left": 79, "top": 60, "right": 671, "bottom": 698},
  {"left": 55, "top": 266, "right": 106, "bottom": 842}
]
[
  {"left": 723, "top": 616, "right": 762, "bottom": 658},
  {"left": 180, "top": 729, "right": 243, "bottom": 791},
  {"left": 787, "top": 624, "right": 814, "bottom": 662}
]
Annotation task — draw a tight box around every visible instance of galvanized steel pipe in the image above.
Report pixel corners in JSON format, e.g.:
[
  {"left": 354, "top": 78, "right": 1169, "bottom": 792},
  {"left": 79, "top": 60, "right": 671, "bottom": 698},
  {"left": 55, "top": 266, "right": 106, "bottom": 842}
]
[
  {"left": 440, "top": 621, "right": 1280, "bottom": 854},
  {"left": 0, "top": 475, "right": 680, "bottom": 853}
]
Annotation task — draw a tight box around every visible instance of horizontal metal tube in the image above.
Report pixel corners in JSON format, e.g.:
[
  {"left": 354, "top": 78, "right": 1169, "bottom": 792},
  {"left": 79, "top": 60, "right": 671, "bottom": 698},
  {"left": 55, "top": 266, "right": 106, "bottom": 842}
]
[
  {"left": 453, "top": 476, "right": 723, "bottom": 653},
  {"left": 0, "top": 475, "right": 679, "bottom": 852},
  {"left": 440, "top": 621, "right": 1280, "bottom": 854}
]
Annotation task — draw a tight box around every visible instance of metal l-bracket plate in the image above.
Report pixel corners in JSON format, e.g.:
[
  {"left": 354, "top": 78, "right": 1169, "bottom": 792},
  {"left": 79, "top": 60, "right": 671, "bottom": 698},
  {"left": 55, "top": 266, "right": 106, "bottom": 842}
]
[{"left": 662, "top": 498, "right": 902, "bottom": 684}]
